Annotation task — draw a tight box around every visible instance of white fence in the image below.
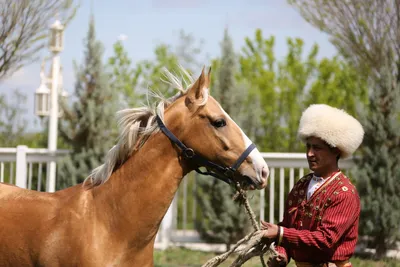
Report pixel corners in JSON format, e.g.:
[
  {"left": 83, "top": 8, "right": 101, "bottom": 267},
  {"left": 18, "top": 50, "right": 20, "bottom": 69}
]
[
  {"left": 0, "top": 146, "right": 69, "bottom": 191},
  {"left": 0, "top": 146, "right": 355, "bottom": 250}
]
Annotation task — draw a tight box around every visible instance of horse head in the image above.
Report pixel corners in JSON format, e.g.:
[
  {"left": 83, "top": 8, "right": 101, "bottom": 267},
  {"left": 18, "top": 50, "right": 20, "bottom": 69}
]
[{"left": 159, "top": 66, "right": 269, "bottom": 190}]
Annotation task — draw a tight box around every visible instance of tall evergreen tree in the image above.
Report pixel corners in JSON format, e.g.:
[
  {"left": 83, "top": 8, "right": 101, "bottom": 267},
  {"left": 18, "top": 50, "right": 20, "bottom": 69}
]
[
  {"left": 57, "top": 15, "right": 118, "bottom": 189},
  {"left": 195, "top": 28, "right": 258, "bottom": 251},
  {"left": 354, "top": 65, "right": 400, "bottom": 258}
]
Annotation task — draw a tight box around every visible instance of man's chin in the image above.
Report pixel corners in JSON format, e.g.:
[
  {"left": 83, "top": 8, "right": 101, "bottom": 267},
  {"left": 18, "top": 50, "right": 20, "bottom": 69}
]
[{"left": 309, "top": 165, "right": 318, "bottom": 173}]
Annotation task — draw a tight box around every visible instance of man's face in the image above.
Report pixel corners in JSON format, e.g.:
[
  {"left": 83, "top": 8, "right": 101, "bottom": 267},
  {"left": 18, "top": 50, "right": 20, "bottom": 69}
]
[{"left": 306, "top": 136, "right": 340, "bottom": 176}]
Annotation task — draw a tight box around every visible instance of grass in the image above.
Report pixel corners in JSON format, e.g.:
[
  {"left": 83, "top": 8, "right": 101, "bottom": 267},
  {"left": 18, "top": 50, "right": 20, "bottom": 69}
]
[{"left": 154, "top": 247, "right": 400, "bottom": 267}]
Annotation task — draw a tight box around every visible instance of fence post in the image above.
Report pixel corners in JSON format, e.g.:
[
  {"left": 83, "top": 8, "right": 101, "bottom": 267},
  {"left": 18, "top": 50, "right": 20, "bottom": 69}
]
[{"left": 15, "top": 145, "right": 28, "bottom": 188}]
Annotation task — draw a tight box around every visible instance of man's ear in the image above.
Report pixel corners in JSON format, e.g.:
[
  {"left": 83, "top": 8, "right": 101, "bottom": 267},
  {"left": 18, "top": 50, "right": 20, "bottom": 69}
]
[{"left": 332, "top": 147, "right": 341, "bottom": 159}]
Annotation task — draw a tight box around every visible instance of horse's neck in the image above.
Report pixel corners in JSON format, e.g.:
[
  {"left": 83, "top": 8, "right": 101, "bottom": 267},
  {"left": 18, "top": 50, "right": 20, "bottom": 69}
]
[{"left": 91, "top": 132, "right": 187, "bottom": 247}]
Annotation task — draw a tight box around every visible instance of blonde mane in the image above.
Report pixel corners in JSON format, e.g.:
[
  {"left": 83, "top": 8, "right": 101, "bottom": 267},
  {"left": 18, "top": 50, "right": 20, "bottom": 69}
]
[{"left": 84, "top": 66, "right": 209, "bottom": 188}]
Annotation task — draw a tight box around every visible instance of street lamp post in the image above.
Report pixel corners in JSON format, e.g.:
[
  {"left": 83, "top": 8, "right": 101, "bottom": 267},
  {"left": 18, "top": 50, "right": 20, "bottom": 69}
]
[{"left": 34, "top": 19, "right": 66, "bottom": 192}]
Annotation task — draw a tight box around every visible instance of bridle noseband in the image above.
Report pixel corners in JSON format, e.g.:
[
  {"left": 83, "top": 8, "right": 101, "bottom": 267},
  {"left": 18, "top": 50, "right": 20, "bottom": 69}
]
[{"left": 156, "top": 115, "right": 256, "bottom": 185}]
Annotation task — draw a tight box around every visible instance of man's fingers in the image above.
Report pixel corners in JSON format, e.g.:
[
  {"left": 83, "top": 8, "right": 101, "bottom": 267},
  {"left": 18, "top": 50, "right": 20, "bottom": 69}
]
[{"left": 260, "top": 220, "right": 270, "bottom": 229}]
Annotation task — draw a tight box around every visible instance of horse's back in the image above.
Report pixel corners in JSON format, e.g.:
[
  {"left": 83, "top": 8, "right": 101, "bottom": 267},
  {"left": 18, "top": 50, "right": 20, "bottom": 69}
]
[
  {"left": 0, "top": 182, "right": 19, "bottom": 196},
  {"left": 0, "top": 182, "right": 57, "bottom": 209}
]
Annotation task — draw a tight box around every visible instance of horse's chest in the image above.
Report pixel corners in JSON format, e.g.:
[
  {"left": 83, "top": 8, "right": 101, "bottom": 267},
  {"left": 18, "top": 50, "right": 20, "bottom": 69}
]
[{"left": 89, "top": 253, "right": 152, "bottom": 267}]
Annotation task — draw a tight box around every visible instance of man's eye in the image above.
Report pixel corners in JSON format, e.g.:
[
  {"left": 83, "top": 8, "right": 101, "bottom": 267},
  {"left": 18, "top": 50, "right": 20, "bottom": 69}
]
[{"left": 212, "top": 119, "right": 226, "bottom": 128}]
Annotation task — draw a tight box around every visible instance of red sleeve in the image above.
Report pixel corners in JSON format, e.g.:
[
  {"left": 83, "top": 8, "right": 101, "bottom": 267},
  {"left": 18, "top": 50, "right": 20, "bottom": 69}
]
[
  {"left": 274, "top": 245, "right": 289, "bottom": 263},
  {"left": 281, "top": 192, "right": 360, "bottom": 253}
]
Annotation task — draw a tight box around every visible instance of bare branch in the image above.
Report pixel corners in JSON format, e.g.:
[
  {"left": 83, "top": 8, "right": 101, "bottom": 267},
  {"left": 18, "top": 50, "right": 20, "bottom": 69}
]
[
  {"left": 0, "top": 0, "right": 80, "bottom": 81},
  {"left": 288, "top": 0, "right": 400, "bottom": 79}
]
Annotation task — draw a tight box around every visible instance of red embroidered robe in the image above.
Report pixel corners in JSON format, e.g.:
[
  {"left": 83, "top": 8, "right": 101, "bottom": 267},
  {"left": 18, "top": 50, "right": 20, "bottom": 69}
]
[{"left": 276, "top": 171, "right": 360, "bottom": 264}]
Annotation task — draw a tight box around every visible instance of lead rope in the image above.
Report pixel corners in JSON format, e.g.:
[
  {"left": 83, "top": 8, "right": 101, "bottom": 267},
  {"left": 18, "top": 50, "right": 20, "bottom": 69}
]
[
  {"left": 233, "top": 183, "right": 267, "bottom": 267},
  {"left": 201, "top": 183, "right": 278, "bottom": 267}
]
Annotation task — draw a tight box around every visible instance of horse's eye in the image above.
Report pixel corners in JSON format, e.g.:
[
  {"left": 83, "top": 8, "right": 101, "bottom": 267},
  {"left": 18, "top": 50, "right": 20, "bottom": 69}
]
[{"left": 212, "top": 119, "right": 226, "bottom": 128}]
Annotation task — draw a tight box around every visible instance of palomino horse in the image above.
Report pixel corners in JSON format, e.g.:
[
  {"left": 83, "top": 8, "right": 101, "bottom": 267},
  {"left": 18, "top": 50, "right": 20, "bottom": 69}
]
[{"left": 0, "top": 66, "right": 269, "bottom": 267}]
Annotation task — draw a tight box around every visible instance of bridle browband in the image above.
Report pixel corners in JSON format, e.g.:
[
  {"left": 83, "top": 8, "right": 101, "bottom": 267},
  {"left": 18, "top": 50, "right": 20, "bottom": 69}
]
[{"left": 156, "top": 115, "right": 256, "bottom": 185}]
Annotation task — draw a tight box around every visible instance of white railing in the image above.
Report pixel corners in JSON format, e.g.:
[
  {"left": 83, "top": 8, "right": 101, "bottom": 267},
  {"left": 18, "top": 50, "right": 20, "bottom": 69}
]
[
  {"left": 0, "top": 147, "right": 355, "bottom": 249},
  {"left": 0, "top": 146, "right": 69, "bottom": 191}
]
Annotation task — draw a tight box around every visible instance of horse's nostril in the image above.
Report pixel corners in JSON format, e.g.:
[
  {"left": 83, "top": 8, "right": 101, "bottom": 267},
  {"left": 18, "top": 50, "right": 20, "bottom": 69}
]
[{"left": 262, "top": 166, "right": 269, "bottom": 179}]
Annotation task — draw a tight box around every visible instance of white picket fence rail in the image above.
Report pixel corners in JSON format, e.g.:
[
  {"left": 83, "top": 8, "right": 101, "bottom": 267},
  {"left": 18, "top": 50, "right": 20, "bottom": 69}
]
[
  {"left": 0, "top": 146, "right": 69, "bottom": 191},
  {"left": 0, "top": 146, "right": 355, "bottom": 250}
]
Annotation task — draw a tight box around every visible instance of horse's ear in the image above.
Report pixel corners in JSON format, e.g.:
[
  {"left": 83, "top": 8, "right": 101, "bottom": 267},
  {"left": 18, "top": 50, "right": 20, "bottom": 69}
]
[
  {"left": 186, "top": 66, "right": 208, "bottom": 105},
  {"left": 207, "top": 66, "right": 211, "bottom": 92}
]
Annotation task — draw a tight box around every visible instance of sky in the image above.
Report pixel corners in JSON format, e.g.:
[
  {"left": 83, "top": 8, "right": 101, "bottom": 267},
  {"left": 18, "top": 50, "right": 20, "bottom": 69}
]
[{"left": 1, "top": 0, "right": 337, "bottom": 132}]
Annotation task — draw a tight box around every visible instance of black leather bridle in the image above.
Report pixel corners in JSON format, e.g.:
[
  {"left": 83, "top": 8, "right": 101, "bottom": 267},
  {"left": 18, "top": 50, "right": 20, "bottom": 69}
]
[{"left": 156, "top": 115, "right": 256, "bottom": 185}]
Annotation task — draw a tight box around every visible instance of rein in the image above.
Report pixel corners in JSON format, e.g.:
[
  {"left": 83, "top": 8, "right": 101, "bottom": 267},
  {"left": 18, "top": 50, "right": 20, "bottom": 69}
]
[{"left": 156, "top": 115, "right": 256, "bottom": 185}]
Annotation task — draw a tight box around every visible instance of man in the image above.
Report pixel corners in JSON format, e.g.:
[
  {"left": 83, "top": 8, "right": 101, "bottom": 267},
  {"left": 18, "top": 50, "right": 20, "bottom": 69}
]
[{"left": 261, "top": 104, "right": 364, "bottom": 267}]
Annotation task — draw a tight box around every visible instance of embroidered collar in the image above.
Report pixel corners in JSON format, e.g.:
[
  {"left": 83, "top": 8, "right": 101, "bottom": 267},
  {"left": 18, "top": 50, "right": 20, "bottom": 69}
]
[
  {"left": 306, "top": 170, "right": 342, "bottom": 203},
  {"left": 312, "top": 170, "right": 341, "bottom": 182},
  {"left": 312, "top": 175, "right": 325, "bottom": 182}
]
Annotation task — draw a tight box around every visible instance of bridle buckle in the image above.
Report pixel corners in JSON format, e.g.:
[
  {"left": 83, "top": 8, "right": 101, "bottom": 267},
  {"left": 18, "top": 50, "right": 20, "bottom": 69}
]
[{"left": 183, "top": 148, "right": 195, "bottom": 159}]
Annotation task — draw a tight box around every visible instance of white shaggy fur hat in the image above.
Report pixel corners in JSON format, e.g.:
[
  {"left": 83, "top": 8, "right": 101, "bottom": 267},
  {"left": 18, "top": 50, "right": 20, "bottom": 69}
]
[{"left": 298, "top": 104, "right": 364, "bottom": 159}]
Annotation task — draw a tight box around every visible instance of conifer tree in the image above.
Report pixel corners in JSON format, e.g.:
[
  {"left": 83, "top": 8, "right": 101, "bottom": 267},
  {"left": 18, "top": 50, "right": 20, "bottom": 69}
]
[
  {"left": 195, "top": 28, "right": 259, "bottom": 251},
  {"left": 355, "top": 65, "right": 400, "bottom": 258},
  {"left": 57, "top": 15, "right": 118, "bottom": 188}
]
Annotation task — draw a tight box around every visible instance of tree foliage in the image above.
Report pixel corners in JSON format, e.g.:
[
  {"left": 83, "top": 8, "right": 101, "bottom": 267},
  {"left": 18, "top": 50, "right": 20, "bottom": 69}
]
[
  {"left": 108, "top": 40, "right": 143, "bottom": 108},
  {"left": 133, "top": 30, "right": 205, "bottom": 101},
  {"left": 106, "top": 31, "right": 204, "bottom": 112},
  {"left": 0, "top": 0, "right": 79, "bottom": 80},
  {"left": 0, "top": 89, "right": 48, "bottom": 149},
  {"left": 136, "top": 44, "right": 181, "bottom": 99},
  {"left": 58, "top": 16, "right": 117, "bottom": 188},
  {"left": 238, "top": 31, "right": 281, "bottom": 151},
  {"left": 239, "top": 29, "right": 366, "bottom": 152},
  {"left": 174, "top": 30, "right": 204, "bottom": 72},
  {"left": 0, "top": 89, "right": 27, "bottom": 146}
]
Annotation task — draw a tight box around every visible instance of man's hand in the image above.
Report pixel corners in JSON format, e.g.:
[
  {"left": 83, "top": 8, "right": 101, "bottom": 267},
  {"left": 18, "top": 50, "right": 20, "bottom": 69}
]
[
  {"left": 261, "top": 220, "right": 279, "bottom": 239},
  {"left": 267, "top": 254, "right": 287, "bottom": 267}
]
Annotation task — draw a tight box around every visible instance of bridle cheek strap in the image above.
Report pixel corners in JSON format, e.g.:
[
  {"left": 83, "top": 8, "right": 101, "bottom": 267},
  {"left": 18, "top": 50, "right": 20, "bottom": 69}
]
[{"left": 156, "top": 115, "right": 256, "bottom": 185}]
